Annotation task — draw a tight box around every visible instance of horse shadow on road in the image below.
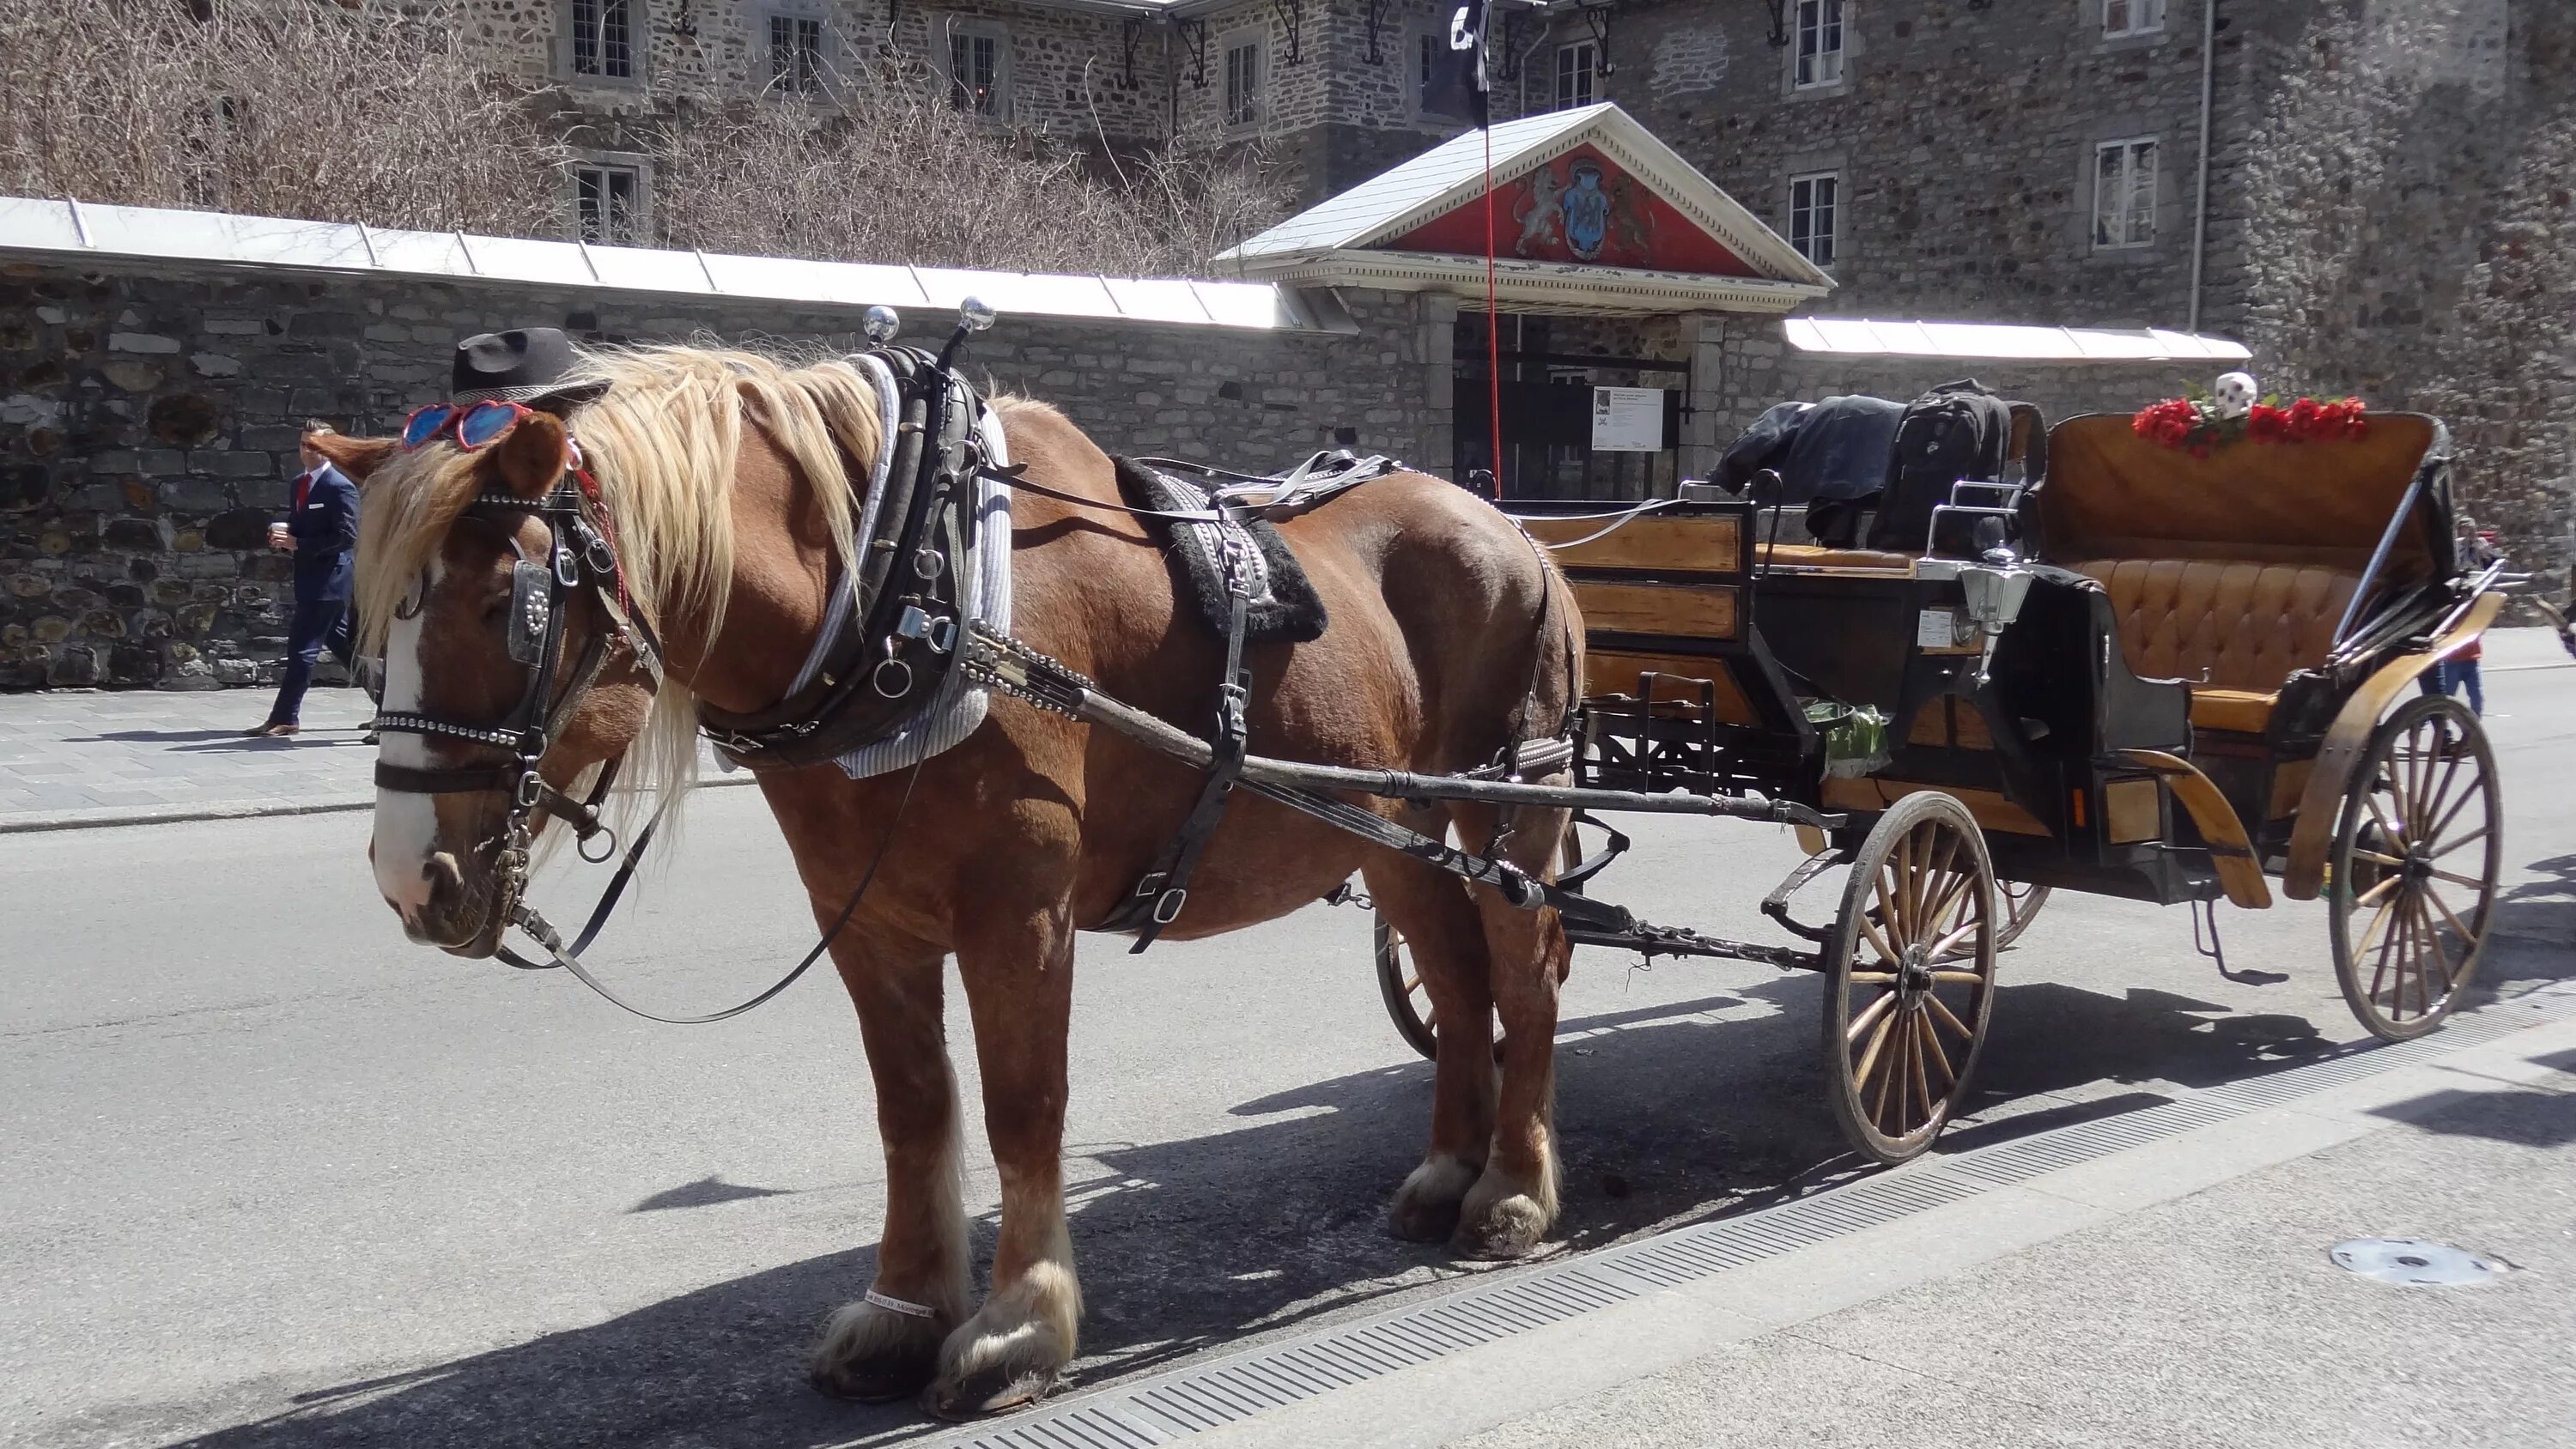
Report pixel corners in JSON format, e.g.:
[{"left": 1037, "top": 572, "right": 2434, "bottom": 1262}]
[{"left": 155, "top": 967, "right": 2492, "bottom": 1449}]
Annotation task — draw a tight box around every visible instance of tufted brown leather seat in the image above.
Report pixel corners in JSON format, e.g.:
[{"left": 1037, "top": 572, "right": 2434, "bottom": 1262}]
[{"left": 2073, "top": 559, "right": 2360, "bottom": 734}]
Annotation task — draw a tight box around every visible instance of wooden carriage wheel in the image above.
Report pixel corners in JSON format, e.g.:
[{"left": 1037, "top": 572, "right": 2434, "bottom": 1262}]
[
  {"left": 1995, "top": 882, "right": 2051, "bottom": 949},
  {"left": 2329, "top": 694, "right": 2501, "bottom": 1042},
  {"left": 1374, "top": 825, "right": 1586, "bottom": 1062},
  {"left": 1821, "top": 791, "right": 1999, "bottom": 1165}
]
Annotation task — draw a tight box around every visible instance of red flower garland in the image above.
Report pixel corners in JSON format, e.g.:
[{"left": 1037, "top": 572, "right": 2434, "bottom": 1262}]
[{"left": 2132, "top": 394, "right": 2369, "bottom": 452}]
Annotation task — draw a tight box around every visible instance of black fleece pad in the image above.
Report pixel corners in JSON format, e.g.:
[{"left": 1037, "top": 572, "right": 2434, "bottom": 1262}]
[{"left": 1114, "top": 457, "right": 1329, "bottom": 645}]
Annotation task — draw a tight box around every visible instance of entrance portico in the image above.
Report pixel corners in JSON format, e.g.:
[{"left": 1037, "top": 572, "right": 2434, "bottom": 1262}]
[{"left": 1218, "top": 103, "right": 1832, "bottom": 500}]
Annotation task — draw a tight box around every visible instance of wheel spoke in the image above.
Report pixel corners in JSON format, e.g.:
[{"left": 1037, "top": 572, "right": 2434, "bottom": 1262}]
[
  {"left": 1929, "top": 967, "right": 1987, "bottom": 985},
  {"left": 1846, "top": 988, "right": 1898, "bottom": 1045},
  {"left": 2415, "top": 894, "right": 2458, "bottom": 996},
  {"left": 2430, "top": 867, "right": 2490, "bottom": 891},
  {"left": 2366, "top": 889, "right": 2403, "bottom": 1008},
  {"left": 1848, "top": 970, "right": 1900, "bottom": 985},
  {"left": 2428, "top": 823, "right": 2491, "bottom": 861},
  {"left": 1867, "top": 1014, "right": 1900, "bottom": 1131},
  {"left": 2425, "top": 785, "right": 2486, "bottom": 855},
  {"left": 1908, "top": 1014, "right": 1936, "bottom": 1128},
  {"left": 2353, "top": 849, "right": 2408, "bottom": 869},
  {"left": 1923, "top": 990, "right": 1976, "bottom": 1042},
  {"left": 1927, "top": 919, "right": 1984, "bottom": 962},
  {"left": 2353, "top": 873, "right": 2403, "bottom": 909},
  {"left": 1856, "top": 910, "right": 1902, "bottom": 967},
  {"left": 2425, "top": 883, "right": 2480, "bottom": 946},
  {"left": 1853, "top": 1009, "right": 1897, "bottom": 1088},
  {"left": 1917, "top": 1011, "right": 1956, "bottom": 1088},
  {"left": 2414, "top": 749, "right": 2465, "bottom": 840},
  {"left": 1870, "top": 866, "right": 1904, "bottom": 957},
  {"left": 2365, "top": 792, "right": 2410, "bottom": 852}
]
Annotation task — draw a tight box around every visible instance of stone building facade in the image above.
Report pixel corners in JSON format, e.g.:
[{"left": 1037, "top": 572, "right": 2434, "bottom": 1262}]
[{"left": 0, "top": 247, "right": 1431, "bottom": 690}]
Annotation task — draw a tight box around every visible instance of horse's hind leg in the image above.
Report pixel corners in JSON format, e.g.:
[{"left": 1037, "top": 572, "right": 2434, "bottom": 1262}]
[
  {"left": 1453, "top": 800, "right": 1570, "bottom": 1259},
  {"left": 928, "top": 895, "right": 1082, "bottom": 1418},
  {"left": 1364, "top": 825, "right": 1498, "bottom": 1242},
  {"left": 811, "top": 938, "right": 972, "bottom": 1402}
]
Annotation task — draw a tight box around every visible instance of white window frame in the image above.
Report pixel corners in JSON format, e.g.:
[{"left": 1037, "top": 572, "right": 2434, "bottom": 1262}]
[
  {"left": 1554, "top": 40, "right": 1598, "bottom": 111},
  {"left": 943, "top": 21, "right": 1009, "bottom": 118},
  {"left": 564, "top": 0, "right": 641, "bottom": 83},
  {"left": 570, "top": 158, "right": 648, "bottom": 245},
  {"left": 2093, "top": 136, "right": 2159, "bottom": 251},
  {"left": 1789, "top": 170, "right": 1840, "bottom": 268},
  {"left": 764, "top": 9, "right": 829, "bottom": 95},
  {"left": 1221, "top": 29, "right": 1265, "bottom": 130},
  {"left": 1793, "top": 0, "right": 1846, "bottom": 91},
  {"left": 2100, "top": 0, "right": 2167, "bottom": 40}
]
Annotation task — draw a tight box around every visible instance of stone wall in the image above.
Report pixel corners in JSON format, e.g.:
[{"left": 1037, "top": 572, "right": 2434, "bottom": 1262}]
[{"left": 0, "top": 257, "right": 1432, "bottom": 690}]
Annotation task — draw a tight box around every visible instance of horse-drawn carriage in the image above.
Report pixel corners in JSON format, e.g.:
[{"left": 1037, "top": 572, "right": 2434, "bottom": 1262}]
[
  {"left": 349, "top": 311, "right": 2508, "bottom": 1410},
  {"left": 1376, "top": 406, "right": 2506, "bottom": 1163}
]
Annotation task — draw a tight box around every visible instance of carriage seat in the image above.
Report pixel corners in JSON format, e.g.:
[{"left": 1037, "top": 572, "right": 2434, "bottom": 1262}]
[{"left": 2072, "top": 559, "right": 2361, "bottom": 734}]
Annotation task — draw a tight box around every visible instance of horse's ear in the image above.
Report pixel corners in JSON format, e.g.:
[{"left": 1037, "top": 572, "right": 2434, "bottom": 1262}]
[
  {"left": 308, "top": 433, "right": 398, "bottom": 482},
  {"left": 490, "top": 411, "right": 570, "bottom": 498}
]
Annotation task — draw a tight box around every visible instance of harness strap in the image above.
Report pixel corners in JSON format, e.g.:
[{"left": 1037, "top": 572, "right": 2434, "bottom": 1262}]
[
  {"left": 372, "top": 759, "right": 621, "bottom": 846},
  {"left": 1109, "top": 533, "right": 1257, "bottom": 950},
  {"left": 496, "top": 760, "right": 924, "bottom": 1024}
]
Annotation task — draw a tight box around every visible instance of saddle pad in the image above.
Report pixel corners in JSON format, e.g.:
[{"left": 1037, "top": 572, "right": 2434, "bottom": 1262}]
[{"left": 1115, "top": 457, "right": 1327, "bottom": 645}]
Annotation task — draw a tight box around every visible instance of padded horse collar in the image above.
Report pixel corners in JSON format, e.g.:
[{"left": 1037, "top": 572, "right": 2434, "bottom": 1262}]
[{"left": 695, "top": 346, "right": 988, "bottom": 771}]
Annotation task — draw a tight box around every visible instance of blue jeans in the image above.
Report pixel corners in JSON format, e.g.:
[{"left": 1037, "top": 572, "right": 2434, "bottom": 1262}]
[
  {"left": 2429, "top": 658, "right": 2485, "bottom": 716},
  {"left": 265, "top": 591, "right": 356, "bottom": 725}
]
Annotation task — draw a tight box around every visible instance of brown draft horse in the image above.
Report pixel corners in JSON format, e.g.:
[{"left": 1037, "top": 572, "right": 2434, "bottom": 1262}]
[{"left": 324, "top": 345, "right": 1581, "bottom": 1416}]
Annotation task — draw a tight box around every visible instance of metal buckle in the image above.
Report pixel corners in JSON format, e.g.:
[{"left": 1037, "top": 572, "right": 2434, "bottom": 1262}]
[
  {"left": 554, "top": 542, "right": 580, "bottom": 588},
  {"left": 924, "top": 615, "right": 957, "bottom": 655},
  {"left": 1151, "top": 887, "right": 1188, "bottom": 925},
  {"left": 513, "top": 770, "right": 544, "bottom": 809}
]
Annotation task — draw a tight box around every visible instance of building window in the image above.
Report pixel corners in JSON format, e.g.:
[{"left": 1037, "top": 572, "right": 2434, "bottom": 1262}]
[
  {"left": 568, "top": 0, "right": 635, "bottom": 81},
  {"left": 769, "top": 14, "right": 824, "bottom": 93},
  {"left": 1795, "top": 0, "right": 1845, "bottom": 89},
  {"left": 946, "top": 28, "right": 1004, "bottom": 115},
  {"left": 1554, "top": 41, "right": 1597, "bottom": 110},
  {"left": 1223, "top": 35, "right": 1262, "bottom": 129},
  {"left": 2093, "top": 137, "right": 2158, "bottom": 249},
  {"left": 1789, "top": 171, "right": 1839, "bottom": 267},
  {"left": 574, "top": 163, "right": 641, "bottom": 244},
  {"left": 2102, "top": 0, "right": 2166, "bottom": 39}
]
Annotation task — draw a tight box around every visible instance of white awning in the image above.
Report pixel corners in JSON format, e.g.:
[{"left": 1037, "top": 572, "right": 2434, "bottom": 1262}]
[
  {"left": 0, "top": 196, "right": 1351, "bottom": 335},
  {"left": 1784, "top": 317, "right": 2251, "bottom": 363}
]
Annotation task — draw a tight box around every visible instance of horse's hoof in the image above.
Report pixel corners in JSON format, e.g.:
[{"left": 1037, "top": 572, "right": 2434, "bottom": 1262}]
[
  {"left": 809, "top": 1300, "right": 944, "bottom": 1403},
  {"left": 1389, "top": 1155, "right": 1479, "bottom": 1242},
  {"left": 1454, "top": 1191, "right": 1552, "bottom": 1260},
  {"left": 927, "top": 1315, "right": 1068, "bottom": 1419}
]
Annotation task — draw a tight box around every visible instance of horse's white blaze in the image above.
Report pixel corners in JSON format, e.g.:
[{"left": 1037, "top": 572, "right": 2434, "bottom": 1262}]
[{"left": 372, "top": 561, "right": 440, "bottom": 913}]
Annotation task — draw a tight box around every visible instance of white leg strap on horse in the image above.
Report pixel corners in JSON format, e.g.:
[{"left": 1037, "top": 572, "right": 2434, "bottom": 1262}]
[{"left": 865, "top": 1288, "right": 939, "bottom": 1319}]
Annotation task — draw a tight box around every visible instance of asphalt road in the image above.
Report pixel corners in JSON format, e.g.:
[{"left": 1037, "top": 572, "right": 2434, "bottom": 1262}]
[{"left": 8, "top": 652, "right": 2573, "bottom": 1449}]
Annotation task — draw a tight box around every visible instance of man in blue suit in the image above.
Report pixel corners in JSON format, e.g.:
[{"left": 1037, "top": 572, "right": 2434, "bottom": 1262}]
[{"left": 247, "top": 426, "right": 362, "bottom": 737}]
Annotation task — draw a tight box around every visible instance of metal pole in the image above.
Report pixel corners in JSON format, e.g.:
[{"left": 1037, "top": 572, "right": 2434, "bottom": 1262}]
[{"left": 2188, "top": 0, "right": 2218, "bottom": 334}]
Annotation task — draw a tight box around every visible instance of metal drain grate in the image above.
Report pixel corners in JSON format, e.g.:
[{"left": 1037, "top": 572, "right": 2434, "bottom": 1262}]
[{"left": 928, "top": 979, "right": 2576, "bottom": 1448}]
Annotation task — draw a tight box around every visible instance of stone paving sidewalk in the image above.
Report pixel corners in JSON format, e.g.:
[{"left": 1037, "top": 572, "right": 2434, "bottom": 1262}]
[{"left": 0, "top": 682, "right": 750, "bottom": 833}]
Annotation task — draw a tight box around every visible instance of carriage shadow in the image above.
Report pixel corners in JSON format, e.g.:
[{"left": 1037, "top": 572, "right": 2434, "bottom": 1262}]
[{"left": 161, "top": 970, "right": 2380, "bottom": 1449}]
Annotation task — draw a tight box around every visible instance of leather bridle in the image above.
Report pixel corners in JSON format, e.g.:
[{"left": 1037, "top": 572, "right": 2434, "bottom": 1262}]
[{"left": 368, "top": 460, "right": 665, "bottom": 939}]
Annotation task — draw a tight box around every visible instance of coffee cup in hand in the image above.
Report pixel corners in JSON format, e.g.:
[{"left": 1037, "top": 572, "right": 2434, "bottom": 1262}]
[{"left": 268, "top": 522, "right": 292, "bottom": 550}]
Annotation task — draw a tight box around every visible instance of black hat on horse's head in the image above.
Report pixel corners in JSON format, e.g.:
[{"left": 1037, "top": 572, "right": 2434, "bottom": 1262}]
[{"left": 448, "top": 328, "right": 609, "bottom": 409}]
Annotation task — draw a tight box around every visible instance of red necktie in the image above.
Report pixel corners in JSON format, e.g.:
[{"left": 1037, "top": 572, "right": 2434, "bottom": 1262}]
[{"left": 295, "top": 471, "right": 313, "bottom": 511}]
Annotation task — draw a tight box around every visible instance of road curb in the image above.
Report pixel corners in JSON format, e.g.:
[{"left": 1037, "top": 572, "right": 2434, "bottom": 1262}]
[{"left": 0, "top": 772, "right": 759, "bottom": 835}]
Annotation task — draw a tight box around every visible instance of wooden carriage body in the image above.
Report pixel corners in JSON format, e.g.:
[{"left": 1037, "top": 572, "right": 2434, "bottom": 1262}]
[{"left": 1522, "top": 410, "right": 2496, "bottom": 917}]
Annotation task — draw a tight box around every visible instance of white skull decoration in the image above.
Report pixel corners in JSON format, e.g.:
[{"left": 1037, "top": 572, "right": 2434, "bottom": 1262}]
[{"left": 2213, "top": 371, "right": 2257, "bottom": 420}]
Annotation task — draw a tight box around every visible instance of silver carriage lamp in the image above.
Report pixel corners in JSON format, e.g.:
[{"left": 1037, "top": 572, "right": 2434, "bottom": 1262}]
[
  {"left": 1955, "top": 563, "right": 2035, "bottom": 688},
  {"left": 938, "top": 295, "right": 998, "bottom": 369},
  {"left": 861, "top": 305, "right": 900, "bottom": 344}
]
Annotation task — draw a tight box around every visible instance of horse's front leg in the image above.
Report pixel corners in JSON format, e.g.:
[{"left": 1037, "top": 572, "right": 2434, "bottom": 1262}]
[
  {"left": 928, "top": 894, "right": 1081, "bottom": 1417},
  {"left": 811, "top": 937, "right": 972, "bottom": 1402},
  {"left": 1455, "top": 802, "right": 1568, "bottom": 1259}
]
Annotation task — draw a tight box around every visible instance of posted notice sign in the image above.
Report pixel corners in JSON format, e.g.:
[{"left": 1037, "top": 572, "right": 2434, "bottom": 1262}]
[{"left": 1591, "top": 386, "right": 1665, "bottom": 453}]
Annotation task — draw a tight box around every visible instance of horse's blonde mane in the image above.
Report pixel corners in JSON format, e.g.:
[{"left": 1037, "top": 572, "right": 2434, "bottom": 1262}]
[{"left": 356, "top": 343, "right": 887, "bottom": 806}]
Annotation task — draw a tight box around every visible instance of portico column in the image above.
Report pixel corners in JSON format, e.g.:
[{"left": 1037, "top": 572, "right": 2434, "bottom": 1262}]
[
  {"left": 1421, "top": 293, "right": 1458, "bottom": 479},
  {"left": 1678, "top": 312, "right": 1728, "bottom": 483}
]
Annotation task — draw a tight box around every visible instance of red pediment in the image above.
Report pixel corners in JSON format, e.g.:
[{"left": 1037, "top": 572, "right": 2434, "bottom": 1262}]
[{"left": 1378, "top": 143, "right": 1760, "bottom": 278}]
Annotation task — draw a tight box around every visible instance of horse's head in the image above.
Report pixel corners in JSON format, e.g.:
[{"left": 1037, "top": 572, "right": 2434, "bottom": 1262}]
[{"left": 323, "top": 413, "right": 659, "bottom": 956}]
